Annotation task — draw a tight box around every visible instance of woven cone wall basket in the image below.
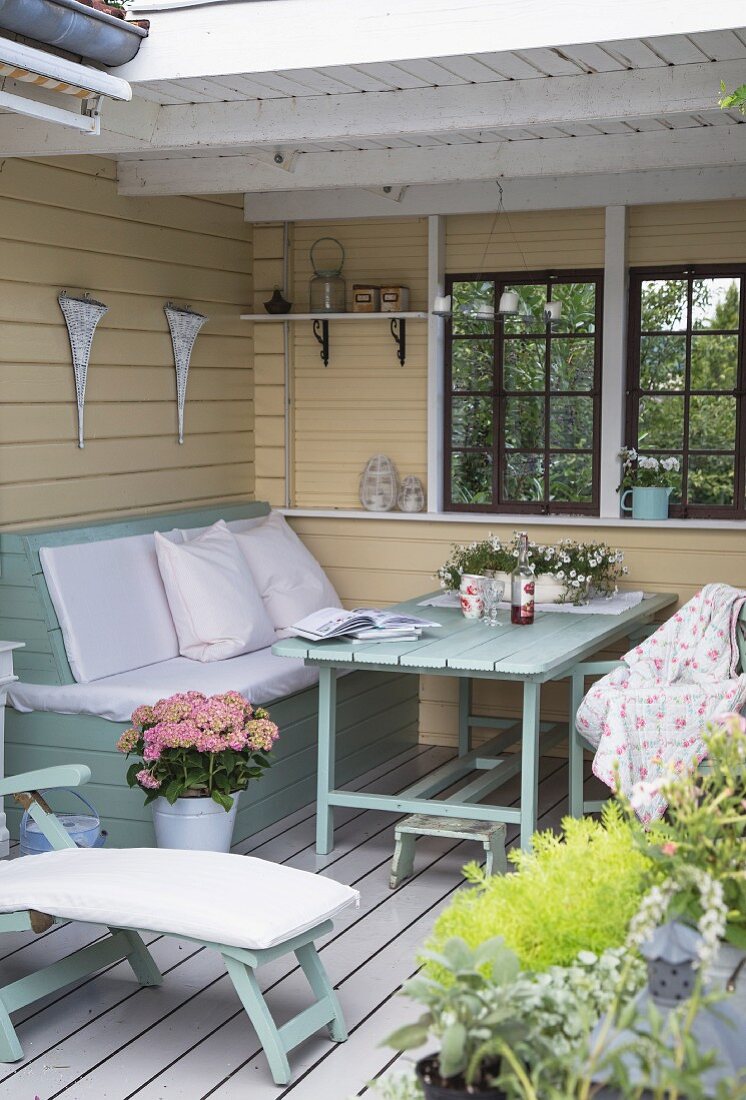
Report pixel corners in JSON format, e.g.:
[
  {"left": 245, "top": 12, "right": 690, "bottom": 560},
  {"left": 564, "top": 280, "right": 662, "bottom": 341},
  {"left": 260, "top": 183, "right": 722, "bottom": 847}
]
[
  {"left": 58, "top": 291, "right": 109, "bottom": 448},
  {"left": 164, "top": 302, "right": 207, "bottom": 444}
]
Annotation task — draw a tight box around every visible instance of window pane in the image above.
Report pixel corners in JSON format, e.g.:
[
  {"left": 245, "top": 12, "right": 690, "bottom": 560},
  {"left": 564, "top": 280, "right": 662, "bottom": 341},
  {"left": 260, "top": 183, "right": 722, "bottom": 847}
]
[
  {"left": 641, "top": 279, "right": 688, "bottom": 332},
  {"left": 503, "top": 338, "right": 544, "bottom": 391},
  {"left": 640, "top": 335, "right": 686, "bottom": 391},
  {"left": 503, "top": 284, "right": 546, "bottom": 334},
  {"left": 451, "top": 451, "right": 492, "bottom": 505},
  {"left": 451, "top": 396, "right": 493, "bottom": 448},
  {"left": 505, "top": 397, "right": 545, "bottom": 449},
  {"left": 549, "top": 397, "right": 594, "bottom": 449},
  {"left": 549, "top": 454, "right": 593, "bottom": 503},
  {"left": 689, "top": 395, "right": 736, "bottom": 451},
  {"left": 690, "top": 334, "right": 739, "bottom": 391},
  {"left": 550, "top": 338, "right": 595, "bottom": 391},
  {"left": 452, "top": 340, "right": 493, "bottom": 391},
  {"left": 452, "top": 281, "right": 495, "bottom": 336},
  {"left": 551, "top": 282, "right": 596, "bottom": 333},
  {"left": 638, "top": 395, "right": 685, "bottom": 449},
  {"left": 692, "top": 277, "right": 740, "bottom": 331},
  {"left": 502, "top": 453, "right": 544, "bottom": 502},
  {"left": 688, "top": 454, "right": 735, "bottom": 506}
]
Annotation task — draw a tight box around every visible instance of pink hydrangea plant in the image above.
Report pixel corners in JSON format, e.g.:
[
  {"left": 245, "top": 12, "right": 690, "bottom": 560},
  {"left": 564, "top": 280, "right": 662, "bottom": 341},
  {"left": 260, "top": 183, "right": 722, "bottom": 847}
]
[{"left": 117, "top": 691, "right": 279, "bottom": 810}]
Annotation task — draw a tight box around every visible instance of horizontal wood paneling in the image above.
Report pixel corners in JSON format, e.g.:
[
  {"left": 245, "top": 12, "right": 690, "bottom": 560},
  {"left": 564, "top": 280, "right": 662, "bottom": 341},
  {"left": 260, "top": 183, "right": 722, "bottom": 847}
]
[
  {"left": 0, "top": 156, "right": 253, "bottom": 528},
  {"left": 628, "top": 200, "right": 746, "bottom": 264},
  {"left": 446, "top": 208, "right": 606, "bottom": 271}
]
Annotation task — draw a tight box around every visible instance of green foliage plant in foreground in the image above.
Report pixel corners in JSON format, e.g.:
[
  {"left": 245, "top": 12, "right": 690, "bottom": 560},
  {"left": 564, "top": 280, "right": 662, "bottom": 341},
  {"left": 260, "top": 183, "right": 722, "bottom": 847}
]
[{"left": 424, "top": 803, "right": 650, "bottom": 978}]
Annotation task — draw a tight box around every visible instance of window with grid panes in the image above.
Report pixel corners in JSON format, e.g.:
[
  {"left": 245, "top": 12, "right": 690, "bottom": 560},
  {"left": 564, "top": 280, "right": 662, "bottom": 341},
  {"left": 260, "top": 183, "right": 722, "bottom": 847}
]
[
  {"left": 444, "top": 272, "right": 603, "bottom": 514},
  {"left": 626, "top": 268, "right": 746, "bottom": 517}
]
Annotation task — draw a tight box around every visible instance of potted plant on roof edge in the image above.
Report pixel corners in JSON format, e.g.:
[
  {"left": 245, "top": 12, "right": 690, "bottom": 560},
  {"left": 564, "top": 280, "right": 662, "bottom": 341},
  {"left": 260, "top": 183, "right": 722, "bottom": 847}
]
[{"left": 117, "top": 690, "right": 279, "bottom": 852}]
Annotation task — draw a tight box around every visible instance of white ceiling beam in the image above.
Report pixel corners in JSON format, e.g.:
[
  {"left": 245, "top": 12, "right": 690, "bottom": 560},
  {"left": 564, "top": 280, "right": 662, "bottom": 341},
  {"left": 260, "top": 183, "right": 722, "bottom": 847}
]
[
  {"left": 1, "top": 57, "right": 742, "bottom": 159},
  {"left": 240, "top": 165, "right": 746, "bottom": 222},
  {"left": 116, "top": 0, "right": 746, "bottom": 84},
  {"left": 118, "top": 124, "right": 746, "bottom": 197},
  {"left": 0, "top": 94, "right": 159, "bottom": 156}
]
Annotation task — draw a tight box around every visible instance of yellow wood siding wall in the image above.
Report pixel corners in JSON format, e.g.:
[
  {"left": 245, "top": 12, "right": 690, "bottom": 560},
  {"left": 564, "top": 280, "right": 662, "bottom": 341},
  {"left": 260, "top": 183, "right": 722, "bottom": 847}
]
[
  {"left": 252, "top": 202, "right": 746, "bottom": 745},
  {"left": 0, "top": 156, "right": 253, "bottom": 529}
]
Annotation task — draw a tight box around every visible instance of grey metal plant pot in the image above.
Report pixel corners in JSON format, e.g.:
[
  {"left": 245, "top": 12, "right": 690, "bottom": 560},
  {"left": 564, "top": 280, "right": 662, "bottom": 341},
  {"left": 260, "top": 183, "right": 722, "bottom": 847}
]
[{"left": 0, "top": 0, "right": 147, "bottom": 66}]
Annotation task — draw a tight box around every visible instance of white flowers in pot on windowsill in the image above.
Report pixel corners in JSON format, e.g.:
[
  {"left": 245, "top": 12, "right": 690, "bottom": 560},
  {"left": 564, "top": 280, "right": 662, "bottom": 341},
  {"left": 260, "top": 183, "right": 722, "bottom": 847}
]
[{"left": 618, "top": 447, "right": 680, "bottom": 521}]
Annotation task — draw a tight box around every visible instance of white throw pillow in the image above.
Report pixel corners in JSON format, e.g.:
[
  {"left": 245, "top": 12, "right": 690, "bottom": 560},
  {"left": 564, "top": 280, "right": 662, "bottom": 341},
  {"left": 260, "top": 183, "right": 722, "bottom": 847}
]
[
  {"left": 154, "top": 522, "right": 275, "bottom": 662},
  {"left": 232, "top": 512, "right": 340, "bottom": 637}
]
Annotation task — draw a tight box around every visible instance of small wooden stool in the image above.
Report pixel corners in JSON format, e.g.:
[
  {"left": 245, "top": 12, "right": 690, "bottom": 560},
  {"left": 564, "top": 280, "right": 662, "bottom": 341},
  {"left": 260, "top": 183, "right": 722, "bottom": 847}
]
[{"left": 389, "top": 814, "right": 509, "bottom": 889}]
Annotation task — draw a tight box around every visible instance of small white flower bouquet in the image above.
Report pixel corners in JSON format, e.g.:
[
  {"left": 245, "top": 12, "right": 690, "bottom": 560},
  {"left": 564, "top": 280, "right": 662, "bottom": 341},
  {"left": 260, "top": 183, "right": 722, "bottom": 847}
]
[{"left": 619, "top": 446, "right": 680, "bottom": 491}]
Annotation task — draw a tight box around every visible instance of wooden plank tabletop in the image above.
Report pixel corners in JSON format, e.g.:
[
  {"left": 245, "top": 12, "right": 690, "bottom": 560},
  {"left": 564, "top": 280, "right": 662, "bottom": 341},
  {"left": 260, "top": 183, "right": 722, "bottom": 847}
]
[{"left": 272, "top": 591, "right": 677, "bottom": 682}]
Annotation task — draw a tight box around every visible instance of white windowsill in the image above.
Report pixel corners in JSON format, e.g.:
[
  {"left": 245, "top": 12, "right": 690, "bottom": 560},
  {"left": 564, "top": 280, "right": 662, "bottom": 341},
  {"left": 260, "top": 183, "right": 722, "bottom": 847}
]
[{"left": 280, "top": 508, "right": 746, "bottom": 531}]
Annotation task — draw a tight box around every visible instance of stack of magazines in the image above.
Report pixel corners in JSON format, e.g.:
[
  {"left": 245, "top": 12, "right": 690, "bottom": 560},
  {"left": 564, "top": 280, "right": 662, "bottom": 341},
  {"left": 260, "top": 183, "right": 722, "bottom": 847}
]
[{"left": 291, "top": 607, "right": 441, "bottom": 642}]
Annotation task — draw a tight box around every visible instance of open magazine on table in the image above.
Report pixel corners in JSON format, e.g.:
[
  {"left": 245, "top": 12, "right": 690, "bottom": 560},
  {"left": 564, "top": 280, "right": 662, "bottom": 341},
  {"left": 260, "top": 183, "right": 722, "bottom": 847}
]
[{"left": 291, "top": 607, "right": 442, "bottom": 642}]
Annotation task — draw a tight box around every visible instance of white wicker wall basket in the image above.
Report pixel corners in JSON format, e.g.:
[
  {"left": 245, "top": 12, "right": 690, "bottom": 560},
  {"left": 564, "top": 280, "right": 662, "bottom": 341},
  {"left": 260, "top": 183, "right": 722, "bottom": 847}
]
[
  {"left": 164, "top": 302, "right": 208, "bottom": 444},
  {"left": 58, "top": 290, "right": 109, "bottom": 449}
]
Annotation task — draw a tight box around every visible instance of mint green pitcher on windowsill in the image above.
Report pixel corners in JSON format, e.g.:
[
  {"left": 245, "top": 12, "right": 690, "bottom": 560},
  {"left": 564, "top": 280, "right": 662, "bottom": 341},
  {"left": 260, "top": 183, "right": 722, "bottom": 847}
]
[{"left": 620, "top": 486, "right": 672, "bottom": 520}]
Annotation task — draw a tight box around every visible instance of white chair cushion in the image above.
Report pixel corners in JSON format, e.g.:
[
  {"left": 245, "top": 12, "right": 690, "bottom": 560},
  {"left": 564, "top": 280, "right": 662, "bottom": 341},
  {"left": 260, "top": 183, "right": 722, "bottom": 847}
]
[
  {"left": 0, "top": 848, "right": 359, "bottom": 951},
  {"left": 8, "top": 649, "right": 322, "bottom": 723},
  {"left": 40, "top": 531, "right": 183, "bottom": 684},
  {"left": 232, "top": 513, "right": 340, "bottom": 638},
  {"left": 155, "top": 523, "right": 276, "bottom": 663}
]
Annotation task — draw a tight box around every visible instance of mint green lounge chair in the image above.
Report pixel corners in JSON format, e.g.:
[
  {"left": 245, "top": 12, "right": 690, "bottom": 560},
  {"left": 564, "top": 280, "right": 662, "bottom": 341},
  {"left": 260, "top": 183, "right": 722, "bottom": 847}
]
[{"left": 0, "top": 765, "right": 356, "bottom": 1085}]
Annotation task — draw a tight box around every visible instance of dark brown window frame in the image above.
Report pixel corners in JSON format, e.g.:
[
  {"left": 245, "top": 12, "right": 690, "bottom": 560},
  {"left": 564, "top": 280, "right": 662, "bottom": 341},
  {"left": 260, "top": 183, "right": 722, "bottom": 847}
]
[
  {"left": 626, "top": 264, "right": 746, "bottom": 519},
  {"left": 443, "top": 269, "right": 604, "bottom": 516}
]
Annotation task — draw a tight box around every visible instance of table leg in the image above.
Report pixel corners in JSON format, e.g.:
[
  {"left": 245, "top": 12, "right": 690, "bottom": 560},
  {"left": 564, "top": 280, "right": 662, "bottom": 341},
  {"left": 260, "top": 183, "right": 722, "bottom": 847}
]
[
  {"left": 519, "top": 681, "right": 541, "bottom": 851},
  {"left": 458, "top": 678, "right": 471, "bottom": 757},
  {"left": 569, "top": 669, "right": 586, "bottom": 818},
  {"left": 316, "top": 666, "right": 337, "bottom": 855}
]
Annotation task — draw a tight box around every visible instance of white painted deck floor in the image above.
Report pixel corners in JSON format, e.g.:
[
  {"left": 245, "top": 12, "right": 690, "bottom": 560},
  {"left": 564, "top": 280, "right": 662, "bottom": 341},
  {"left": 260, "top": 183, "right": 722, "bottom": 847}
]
[{"left": 0, "top": 744, "right": 604, "bottom": 1100}]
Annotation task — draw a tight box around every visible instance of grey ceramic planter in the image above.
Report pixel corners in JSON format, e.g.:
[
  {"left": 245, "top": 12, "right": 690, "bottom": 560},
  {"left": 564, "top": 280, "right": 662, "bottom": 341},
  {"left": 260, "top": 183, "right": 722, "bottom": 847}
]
[{"left": 0, "top": 0, "right": 147, "bottom": 66}]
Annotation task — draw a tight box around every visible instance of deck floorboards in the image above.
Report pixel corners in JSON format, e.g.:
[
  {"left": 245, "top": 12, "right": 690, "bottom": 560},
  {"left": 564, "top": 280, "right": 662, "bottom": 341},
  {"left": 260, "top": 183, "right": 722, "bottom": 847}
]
[{"left": 0, "top": 743, "right": 605, "bottom": 1099}]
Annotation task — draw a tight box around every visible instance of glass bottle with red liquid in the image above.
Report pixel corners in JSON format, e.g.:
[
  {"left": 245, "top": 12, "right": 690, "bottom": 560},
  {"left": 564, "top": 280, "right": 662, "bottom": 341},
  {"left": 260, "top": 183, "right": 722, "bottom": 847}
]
[{"left": 511, "top": 532, "right": 535, "bottom": 625}]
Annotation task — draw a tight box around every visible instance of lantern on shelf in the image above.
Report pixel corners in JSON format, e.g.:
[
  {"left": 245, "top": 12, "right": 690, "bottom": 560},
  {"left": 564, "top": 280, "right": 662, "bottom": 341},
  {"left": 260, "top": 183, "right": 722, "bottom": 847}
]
[
  {"left": 360, "top": 455, "right": 399, "bottom": 512},
  {"left": 309, "top": 237, "right": 346, "bottom": 313},
  {"left": 398, "top": 476, "right": 425, "bottom": 513}
]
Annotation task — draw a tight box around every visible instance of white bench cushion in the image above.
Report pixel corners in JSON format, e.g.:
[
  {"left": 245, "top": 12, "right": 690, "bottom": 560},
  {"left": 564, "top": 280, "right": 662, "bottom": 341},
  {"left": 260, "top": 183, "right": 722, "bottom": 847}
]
[
  {"left": 40, "top": 531, "right": 184, "bottom": 684},
  {"left": 0, "top": 848, "right": 359, "bottom": 951},
  {"left": 232, "top": 514, "right": 340, "bottom": 638},
  {"left": 154, "top": 523, "right": 275, "bottom": 662},
  {"left": 7, "top": 648, "right": 320, "bottom": 723}
]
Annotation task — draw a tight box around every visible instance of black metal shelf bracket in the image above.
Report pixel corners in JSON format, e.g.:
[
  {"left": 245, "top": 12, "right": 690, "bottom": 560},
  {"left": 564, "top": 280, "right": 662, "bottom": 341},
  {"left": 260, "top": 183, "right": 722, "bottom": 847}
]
[
  {"left": 312, "top": 318, "right": 330, "bottom": 367},
  {"left": 390, "top": 317, "right": 406, "bottom": 366}
]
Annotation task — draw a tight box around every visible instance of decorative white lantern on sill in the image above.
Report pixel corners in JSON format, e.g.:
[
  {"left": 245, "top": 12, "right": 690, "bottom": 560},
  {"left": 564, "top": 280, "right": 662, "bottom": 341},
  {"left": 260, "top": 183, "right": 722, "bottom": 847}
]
[
  {"left": 398, "top": 475, "right": 425, "bottom": 513},
  {"left": 360, "top": 454, "right": 399, "bottom": 512}
]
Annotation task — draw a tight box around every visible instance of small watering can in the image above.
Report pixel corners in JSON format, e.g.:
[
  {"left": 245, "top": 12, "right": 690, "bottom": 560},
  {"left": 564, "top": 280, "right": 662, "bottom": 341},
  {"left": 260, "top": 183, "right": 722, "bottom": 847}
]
[{"left": 20, "top": 789, "right": 107, "bottom": 856}]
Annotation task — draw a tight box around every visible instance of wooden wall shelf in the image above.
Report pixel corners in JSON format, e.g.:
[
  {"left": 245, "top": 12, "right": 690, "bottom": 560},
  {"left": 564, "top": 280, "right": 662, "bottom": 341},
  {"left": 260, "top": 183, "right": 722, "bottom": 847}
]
[{"left": 239, "top": 311, "right": 428, "bottom": 366}]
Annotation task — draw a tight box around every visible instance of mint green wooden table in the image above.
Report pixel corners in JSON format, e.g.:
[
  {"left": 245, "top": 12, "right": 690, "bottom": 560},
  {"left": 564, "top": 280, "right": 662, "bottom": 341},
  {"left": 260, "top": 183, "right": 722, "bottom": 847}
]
[{"left": 273, "top": 592, "right": 676, "bottom": 854}]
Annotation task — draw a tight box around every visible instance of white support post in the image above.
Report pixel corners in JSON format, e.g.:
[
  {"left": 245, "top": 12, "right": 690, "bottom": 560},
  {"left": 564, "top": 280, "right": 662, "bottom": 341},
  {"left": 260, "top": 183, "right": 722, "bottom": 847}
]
[
  {"left": 427, "top": 214, "right": 446, "bottom": 513},
  {"left": 599, "top": 205, "right": 628, "bottom": 518}
]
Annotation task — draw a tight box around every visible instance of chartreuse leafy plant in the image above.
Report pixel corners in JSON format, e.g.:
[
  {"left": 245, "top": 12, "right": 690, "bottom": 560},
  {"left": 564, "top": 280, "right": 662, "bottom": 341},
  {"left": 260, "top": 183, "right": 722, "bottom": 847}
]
[
  {"left": 425, "top": 804, "right": 650, "bottom": 977},
  {"left": 117, "top": 690, "right": 279, "bottom": 811}
]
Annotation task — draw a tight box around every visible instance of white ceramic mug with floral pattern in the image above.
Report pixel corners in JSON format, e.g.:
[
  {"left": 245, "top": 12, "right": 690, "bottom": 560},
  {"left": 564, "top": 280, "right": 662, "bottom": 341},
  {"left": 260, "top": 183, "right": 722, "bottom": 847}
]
[{"left": 460, "top": 574, "right": 484, "bottom": 619}]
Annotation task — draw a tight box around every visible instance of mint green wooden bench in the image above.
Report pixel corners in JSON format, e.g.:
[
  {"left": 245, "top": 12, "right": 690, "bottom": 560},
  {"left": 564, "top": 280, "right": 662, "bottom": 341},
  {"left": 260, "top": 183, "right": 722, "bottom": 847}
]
[
  {"left": 0, "top": 500, "right": 418, "bottom": 848},
  {"left": 569, "top": 606, "right": 746, "bottom": 816},
  {"left": 0, "top": 764, "right": 353, "bottom": 1085}
]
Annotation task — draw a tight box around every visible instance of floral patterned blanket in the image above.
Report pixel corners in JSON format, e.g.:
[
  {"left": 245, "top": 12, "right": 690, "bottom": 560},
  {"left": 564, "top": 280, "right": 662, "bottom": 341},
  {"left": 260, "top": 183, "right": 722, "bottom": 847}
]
[{"left": 575, "top": 583, "right": 746, "bottom": 823}]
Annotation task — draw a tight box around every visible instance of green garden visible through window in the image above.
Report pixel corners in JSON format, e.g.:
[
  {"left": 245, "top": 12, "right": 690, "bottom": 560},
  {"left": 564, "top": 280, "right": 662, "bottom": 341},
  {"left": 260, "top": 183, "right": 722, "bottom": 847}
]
[
  {"left": 444, "top": 272, "right": 603, "bottom": 514},
  {"left": 626, "top": 268, "right": 746, "bottom": 518}
]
